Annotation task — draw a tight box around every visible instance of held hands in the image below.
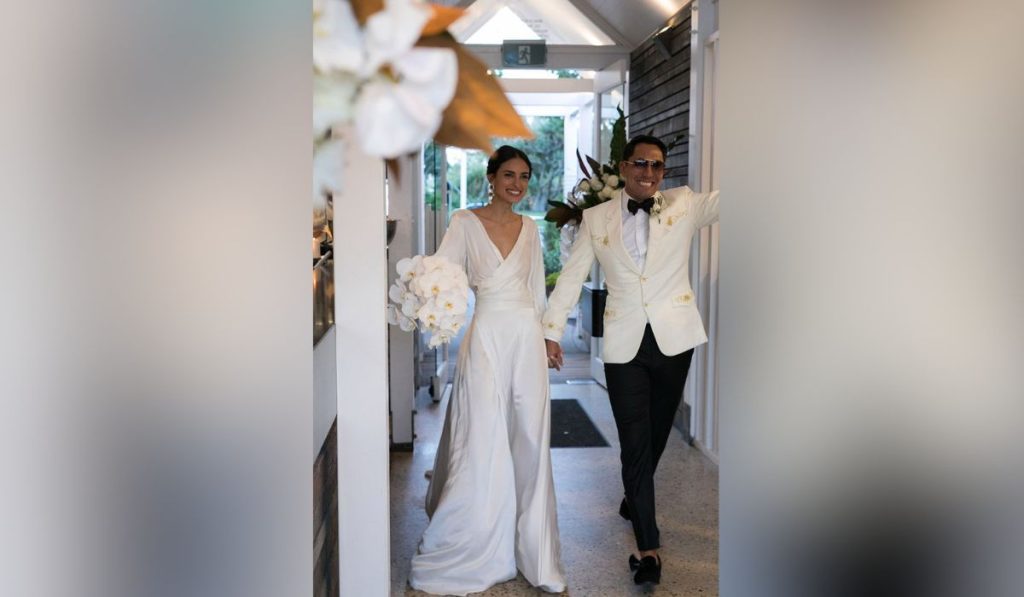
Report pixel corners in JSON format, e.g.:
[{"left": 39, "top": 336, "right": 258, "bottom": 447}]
[{"left": 545, "top": 339, "right": 564, "bottom": 371}]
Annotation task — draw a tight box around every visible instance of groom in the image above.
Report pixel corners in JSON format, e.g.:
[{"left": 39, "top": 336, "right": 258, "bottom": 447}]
[{"left": 543, "top": 134, "right": 719, "bottom": 585}]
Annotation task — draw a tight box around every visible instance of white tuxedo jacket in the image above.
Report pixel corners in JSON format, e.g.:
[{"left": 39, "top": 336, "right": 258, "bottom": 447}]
[{"left": 542, "top": 186, "right": 720, "bottom": 364}]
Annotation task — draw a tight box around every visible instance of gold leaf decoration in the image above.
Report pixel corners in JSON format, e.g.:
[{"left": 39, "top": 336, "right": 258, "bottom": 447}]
[
  {"left": 419, "top": 34, "right": 533, "bottom": 153},
  {"left": 422, "top": 6, "right": 464, "bottom": 36},
  {"left": 349, "top": 0, "right": 384, "bottom": 25}
]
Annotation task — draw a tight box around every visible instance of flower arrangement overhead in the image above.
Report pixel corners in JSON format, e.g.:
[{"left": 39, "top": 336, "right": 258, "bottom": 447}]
[
  {"left": 544, "top": 105, "right": 626, "bottom": 229},
  {"left": 313, "top": 0, "right": 532, "bottom": 163}
]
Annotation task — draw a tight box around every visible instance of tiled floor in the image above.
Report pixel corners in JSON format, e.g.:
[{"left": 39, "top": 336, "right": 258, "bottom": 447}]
[{"left": 390, "top": 373, "right": 720, "bottom": 596}]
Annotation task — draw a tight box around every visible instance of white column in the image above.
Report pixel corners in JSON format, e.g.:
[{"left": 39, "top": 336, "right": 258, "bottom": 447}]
[
  {"left": 334, "top": 128, "right": 390, "bottom": 595},
  {"left": 388, "top": 152, "right": 420, "bottom": 447},
  {"left": 685, "top": 0, "right": 721, "bottom": 462}
]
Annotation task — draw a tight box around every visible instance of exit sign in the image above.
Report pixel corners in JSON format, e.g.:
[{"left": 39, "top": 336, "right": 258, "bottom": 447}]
[{"left": 501, "top": 40, "right": 547, "bottom": 68}]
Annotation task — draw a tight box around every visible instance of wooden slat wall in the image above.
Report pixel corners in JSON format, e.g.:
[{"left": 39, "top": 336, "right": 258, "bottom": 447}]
[{"left": 628, "top": 11, "right": 692, "bottom": 188}]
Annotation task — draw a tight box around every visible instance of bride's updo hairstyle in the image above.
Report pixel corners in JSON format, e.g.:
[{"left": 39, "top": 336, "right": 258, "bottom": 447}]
[{"left": 486, "top": 145, "right": 532, "bottom": 177}]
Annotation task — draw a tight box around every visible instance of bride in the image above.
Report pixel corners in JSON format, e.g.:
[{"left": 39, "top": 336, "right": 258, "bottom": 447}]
[{"left": 409, "top": 146, "right": 566, "bottom": 595}]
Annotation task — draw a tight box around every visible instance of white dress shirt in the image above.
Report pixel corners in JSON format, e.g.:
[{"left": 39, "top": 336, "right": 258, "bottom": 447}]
[{"left": 620, "top": 195, "right": 650, "bottom": 271}]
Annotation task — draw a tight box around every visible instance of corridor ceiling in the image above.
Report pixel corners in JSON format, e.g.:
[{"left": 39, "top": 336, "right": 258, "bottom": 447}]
[{"left": 437, "top": 0, "right": 692, "bottom": 51}]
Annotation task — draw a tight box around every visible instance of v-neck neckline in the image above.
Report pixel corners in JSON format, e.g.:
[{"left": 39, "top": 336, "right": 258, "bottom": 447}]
[{"left": 468, "top": 210, "right": 525, "bottom": 262}]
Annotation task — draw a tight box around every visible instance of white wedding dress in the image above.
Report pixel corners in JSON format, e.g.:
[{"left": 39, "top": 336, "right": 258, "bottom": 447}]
[{"left": 409, "top": 210, "right": 566, "bottom": 596}]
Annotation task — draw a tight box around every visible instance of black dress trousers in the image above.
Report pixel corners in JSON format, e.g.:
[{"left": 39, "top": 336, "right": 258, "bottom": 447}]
[{"left": 604, "top": 324, "right": 694, "bottom": 551}]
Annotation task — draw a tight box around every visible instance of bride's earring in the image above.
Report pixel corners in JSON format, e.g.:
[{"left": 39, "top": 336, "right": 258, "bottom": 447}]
[{"left": 487, "top": 183, "right": 494, "bottom": 202}]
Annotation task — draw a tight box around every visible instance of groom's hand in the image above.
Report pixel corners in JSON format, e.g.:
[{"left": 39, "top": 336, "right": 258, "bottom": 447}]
[{"left": 545, "top": 339, "right": 564, "bottom": 371}]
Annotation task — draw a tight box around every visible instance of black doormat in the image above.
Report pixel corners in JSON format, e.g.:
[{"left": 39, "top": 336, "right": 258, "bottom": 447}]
[{"left": 550, "top": 399, "right": 609, "bottom": 448}]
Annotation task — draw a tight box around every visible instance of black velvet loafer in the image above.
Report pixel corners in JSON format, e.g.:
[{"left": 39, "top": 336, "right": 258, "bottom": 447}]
[{"left": 633, "top": 555, "right": 661, "bottom": 585}]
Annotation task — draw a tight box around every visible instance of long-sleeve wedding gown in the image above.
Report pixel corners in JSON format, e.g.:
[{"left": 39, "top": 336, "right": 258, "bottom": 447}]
[{"left": 409, "top": 210, "right": 566, "bottom": 596}]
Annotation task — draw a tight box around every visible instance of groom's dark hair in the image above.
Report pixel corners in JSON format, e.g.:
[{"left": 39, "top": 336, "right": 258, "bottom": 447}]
[
  {"left": 622, "top": 134, "right": 668, "bottom": 161},
  {"left": 487, "top": 145, "right": 532, "bottom": 177}
]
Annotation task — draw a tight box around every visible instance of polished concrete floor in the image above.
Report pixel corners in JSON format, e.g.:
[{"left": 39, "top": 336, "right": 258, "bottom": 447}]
[{"left": 390, "top": 370, "right": 719, "bottom": 596}]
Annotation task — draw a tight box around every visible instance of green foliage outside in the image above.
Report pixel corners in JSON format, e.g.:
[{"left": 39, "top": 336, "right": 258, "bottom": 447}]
[{"left": 441, "top": 116, "right": 566, "bottom": 275}]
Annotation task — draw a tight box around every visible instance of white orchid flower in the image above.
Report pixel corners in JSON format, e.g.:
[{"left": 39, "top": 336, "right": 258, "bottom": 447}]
[
  {"left": 606, "top": 174, "right": 620, "bottom": 188},
  {"left": 314, "top": 0, "right": 458, "bottom": 158},
  {"left": 396, "top": 255, "right": 424, "bottom": 282},
  {"left": 314, "top": 72, "right": 359, "bottom": 136},
  {"left": 436, "top": 290, "right": 468, "bottom": 316},
  {"left": 313, "top": 136, "right": 343, "bottom": 203},
  {"left": 313, "top": 0, "right": 364, "bottom": 74},
  {"left": 421, "top": 255, "right": 449, "bottom": 272},
  {"left": 589, "top": 177, "right": 604, "bottom": 191},
  {"left": 578, "top": 180, "right": 591, "bottom": 192},
  {"left": 416, "top": 302, "right": 445, "bottom": 328},
  {"left": 437, "top": 313, "right": 464, "bottom": 334},
  {"left": 388, "top": 281, "right": 409, "bottom": 304},
  {"left": 414, "top": 268, "right": 458, "bottom": 297},
  {"left": 401, "top": 298, "right": 419, "bottom": 319}
]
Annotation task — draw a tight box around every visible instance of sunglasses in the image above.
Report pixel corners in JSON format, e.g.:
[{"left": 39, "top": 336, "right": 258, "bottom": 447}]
[{"left": 624, "top": 159, "right": 665, "bottom": 171}]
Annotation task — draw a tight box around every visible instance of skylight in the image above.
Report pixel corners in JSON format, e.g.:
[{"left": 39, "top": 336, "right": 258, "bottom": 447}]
[{"left": 452, "top": 0, "right": 615, "bottom": 46}]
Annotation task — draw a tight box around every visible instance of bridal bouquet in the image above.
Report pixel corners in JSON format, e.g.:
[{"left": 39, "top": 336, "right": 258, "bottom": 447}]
[{"left": 387, "top": 255, "right": 469, "bottom": 347}]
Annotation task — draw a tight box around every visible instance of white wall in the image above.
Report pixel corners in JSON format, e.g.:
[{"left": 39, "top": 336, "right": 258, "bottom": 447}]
[{"left": 333, "top": 129, "right": 390, "bottom": 596}]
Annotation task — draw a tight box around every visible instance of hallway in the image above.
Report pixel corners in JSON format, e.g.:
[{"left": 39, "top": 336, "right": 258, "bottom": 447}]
[{"left": 390, "top": 373, "right": 719, "bottom": 596}]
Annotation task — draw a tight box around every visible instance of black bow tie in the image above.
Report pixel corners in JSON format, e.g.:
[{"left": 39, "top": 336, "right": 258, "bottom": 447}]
[{"left": 627, "top": 197, "right": 655, "bottom": 215}]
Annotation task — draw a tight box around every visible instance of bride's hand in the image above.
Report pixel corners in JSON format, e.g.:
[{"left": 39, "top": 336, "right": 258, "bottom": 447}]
[{"left": 545, "top": 339, "right": 563, "bottom": 370}]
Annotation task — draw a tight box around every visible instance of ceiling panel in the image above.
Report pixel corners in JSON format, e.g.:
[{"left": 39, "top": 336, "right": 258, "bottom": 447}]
[{"left": 437, "top": 0, "right": 693, "bottom": 50}]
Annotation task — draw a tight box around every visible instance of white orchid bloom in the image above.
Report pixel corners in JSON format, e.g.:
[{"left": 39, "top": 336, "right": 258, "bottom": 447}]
[
  {"left": 396, "top": 255, "right": 424, "bottom": 282},
  {"left": 360, "top": 0, "right": 431, "bottom": 77},
  {"left": 400, "top": 294, "right": 420, "bottom": 318},
  {"left": 314, "top": 0, "right": 458, "bottom": 158},
  {"left": 599, "top": 184, "right": 616, "bottom": 200},
  {"left": 353, "top": 1, "right": 458, "bottom": 157},
  {"left": 414, "top": 268, "right": 457, "bottom": 297},
  {"left": 313, "top": 137, "right": 343, "bottom": 203},
  {"left": 398, "top": 313, "right": 417, "bottom": 332},
  {"left": 589, "top": 177, "right": 604, "bottom": 191},
  {"left": 436, "top": 290, "right": 468, "bottom": 316},
  {"left": 313, "top": 0, "right": 364, "bottom": 74},
  {"left": 314, "top": 72, "right": 359, "bottom": 136},
  {"left": 578, "top": 180, "right": 591, "bottom": 192},
  {"left": 421, "top": 254, "right": 450, "bottom": 273},
  {"left": 606, "top": 174, "right": 620, "bottom": 188},
  {"left": 416, "top": 302, "right": 445, "bottom": 329},
  {"left": 388, "top": 281, "right": 408, "bottom": 304},
  {"left": 437, "top": 314, "right": 465, "bottom": 335}
]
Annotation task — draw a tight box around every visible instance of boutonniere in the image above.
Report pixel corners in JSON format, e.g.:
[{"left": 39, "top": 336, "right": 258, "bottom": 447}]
[{"left": 651, "top": 194, "right": 666, "bottom": 223}]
